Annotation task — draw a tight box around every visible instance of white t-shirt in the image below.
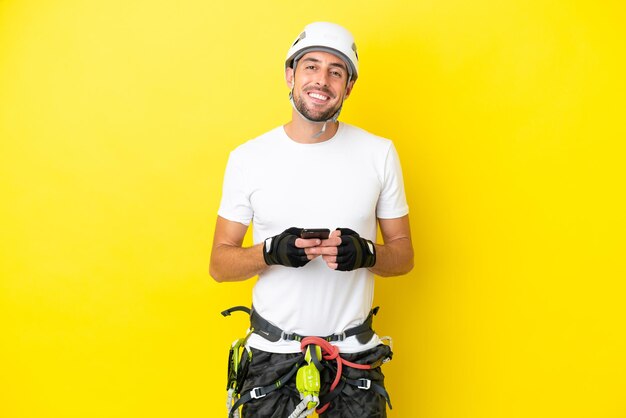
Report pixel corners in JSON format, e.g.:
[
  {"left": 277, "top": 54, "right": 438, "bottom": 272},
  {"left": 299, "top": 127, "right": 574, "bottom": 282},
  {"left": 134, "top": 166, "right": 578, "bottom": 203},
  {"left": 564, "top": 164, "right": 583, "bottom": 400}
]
[{"left": 218, "top": 122, "right": 408, "bottom": 353}]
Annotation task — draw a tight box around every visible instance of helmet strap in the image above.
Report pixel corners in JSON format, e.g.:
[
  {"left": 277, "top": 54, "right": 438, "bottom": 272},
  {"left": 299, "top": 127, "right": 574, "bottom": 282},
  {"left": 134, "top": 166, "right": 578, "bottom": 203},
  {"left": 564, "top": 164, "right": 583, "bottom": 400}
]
[{"left": 289, "top": 87, "right": 345, "bottom": 139}]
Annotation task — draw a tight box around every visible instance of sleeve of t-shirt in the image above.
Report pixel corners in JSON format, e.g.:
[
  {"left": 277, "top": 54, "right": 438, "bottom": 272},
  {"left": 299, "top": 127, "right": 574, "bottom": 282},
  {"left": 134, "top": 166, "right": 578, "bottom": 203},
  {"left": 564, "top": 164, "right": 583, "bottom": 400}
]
[
  {"left": 217, "top": 149, "right": 254, "bottom": 226},
  {"left": 376, "top": 142, "right": 409, "bottom": 219}
]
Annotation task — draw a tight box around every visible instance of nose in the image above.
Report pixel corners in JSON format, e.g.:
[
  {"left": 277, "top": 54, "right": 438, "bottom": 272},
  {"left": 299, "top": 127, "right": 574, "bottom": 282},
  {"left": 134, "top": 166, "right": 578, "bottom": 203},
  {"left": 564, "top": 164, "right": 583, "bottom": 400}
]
[{"left": 315, "top": 70, "right": 329, "bottom": 87}]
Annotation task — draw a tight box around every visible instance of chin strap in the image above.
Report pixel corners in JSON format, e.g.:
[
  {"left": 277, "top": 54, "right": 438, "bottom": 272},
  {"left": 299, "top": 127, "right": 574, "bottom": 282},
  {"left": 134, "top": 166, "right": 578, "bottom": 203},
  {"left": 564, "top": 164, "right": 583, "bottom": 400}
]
[
  {"left": 289, "top": 88, "right": 344, "bottom": 139},
  {"left": 312, "top": 120, "right": 329, "bottom": 139}
]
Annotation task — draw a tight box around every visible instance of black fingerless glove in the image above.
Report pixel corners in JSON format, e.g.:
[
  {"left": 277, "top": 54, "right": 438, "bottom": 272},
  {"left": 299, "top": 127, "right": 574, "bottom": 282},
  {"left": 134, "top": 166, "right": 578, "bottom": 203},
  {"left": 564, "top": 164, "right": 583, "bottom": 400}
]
[
  {"left": 263, "top": 227, "right": 310, "bottom": 268},
  {"left": 335, "top": 228, "right": 376, "bottom": 271}
]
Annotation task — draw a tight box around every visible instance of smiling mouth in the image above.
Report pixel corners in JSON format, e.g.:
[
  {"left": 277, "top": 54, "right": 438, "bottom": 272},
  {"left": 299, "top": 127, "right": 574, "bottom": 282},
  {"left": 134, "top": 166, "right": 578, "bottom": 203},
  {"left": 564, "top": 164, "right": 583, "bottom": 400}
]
[{"left": 307, "top": 92, "right": 330, "bottom": 101}]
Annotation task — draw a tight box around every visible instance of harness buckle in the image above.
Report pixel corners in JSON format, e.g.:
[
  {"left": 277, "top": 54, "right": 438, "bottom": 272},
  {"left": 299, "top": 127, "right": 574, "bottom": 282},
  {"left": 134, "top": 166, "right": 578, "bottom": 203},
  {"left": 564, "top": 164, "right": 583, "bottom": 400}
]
[
  {"left": 281, "top": 331, "right": 301, "bottom": 342},
  {"left": 250, "top": 387, "right": 267, "bottom": 399},
  {"left": 357, "top": 378, "right": 371, "bottom": 390},
  {"left": 331, "top": 331, "right": 347, "bottom": 342}
]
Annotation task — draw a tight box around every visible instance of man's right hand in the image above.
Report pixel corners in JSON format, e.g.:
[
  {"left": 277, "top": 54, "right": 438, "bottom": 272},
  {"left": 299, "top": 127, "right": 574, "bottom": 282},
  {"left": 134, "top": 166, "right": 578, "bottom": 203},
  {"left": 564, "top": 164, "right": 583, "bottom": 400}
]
[{"left": 263, "top": 227, "right": 321, "bottom": 268}]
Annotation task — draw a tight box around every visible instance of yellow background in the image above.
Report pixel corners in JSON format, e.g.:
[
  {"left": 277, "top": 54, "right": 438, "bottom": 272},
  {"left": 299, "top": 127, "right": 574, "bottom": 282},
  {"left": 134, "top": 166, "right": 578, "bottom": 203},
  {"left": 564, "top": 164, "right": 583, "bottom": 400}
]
[{"left": 1, "top": 1, "right": 624, "bottom": 417}]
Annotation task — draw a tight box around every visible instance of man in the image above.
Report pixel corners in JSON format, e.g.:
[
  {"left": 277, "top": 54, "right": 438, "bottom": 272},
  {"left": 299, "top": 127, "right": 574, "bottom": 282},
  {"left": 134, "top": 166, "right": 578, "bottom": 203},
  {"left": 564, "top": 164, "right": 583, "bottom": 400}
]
[{"left": 210, "top": 22, "right": 413, "bottom": 418}]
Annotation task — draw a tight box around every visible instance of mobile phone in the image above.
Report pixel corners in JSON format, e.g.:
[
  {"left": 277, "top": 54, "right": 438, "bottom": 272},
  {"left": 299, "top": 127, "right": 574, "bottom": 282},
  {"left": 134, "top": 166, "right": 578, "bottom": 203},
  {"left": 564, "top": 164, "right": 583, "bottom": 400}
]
[{"left": 301, "top": 228, "right": 330, "bottom": 240}]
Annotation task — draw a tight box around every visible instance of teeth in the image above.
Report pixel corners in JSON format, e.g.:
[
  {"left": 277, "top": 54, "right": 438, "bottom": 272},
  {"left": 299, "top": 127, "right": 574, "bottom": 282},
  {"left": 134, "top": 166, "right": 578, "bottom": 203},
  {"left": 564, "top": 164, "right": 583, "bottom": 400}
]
[{"left": 309, "top": 92, "right": 329, "bottom": 101}]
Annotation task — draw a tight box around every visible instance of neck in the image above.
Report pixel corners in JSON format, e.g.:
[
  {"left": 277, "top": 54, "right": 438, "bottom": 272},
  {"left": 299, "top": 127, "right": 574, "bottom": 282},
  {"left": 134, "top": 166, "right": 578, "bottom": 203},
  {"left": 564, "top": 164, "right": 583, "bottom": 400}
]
[{"left": 283, "top": 110, "right": 339, "bottom": 144}]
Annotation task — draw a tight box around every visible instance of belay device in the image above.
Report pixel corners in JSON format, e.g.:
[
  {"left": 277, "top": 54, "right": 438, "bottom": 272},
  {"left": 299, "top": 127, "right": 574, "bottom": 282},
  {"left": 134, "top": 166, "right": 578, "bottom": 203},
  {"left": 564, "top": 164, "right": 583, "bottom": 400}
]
[{"left": 288, "top": 345, "right": 322, "bottom": 417}]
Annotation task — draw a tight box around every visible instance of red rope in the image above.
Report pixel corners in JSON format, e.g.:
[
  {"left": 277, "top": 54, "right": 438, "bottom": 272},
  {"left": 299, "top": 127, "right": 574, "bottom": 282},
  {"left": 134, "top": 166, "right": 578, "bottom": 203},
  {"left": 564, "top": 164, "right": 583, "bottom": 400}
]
[{"left": 300, "top": 337, "right": 372, "bottom": 414}]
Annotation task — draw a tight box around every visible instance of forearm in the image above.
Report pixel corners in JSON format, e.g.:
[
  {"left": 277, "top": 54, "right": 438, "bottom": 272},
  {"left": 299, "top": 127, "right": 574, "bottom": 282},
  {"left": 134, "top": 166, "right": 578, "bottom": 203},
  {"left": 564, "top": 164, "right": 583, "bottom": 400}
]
[
  {"left": 369, "top": 237, "right": 414, "bottom": 277},
  {"left": 210, "top": 242, "right": 268, "bottom": 282}
]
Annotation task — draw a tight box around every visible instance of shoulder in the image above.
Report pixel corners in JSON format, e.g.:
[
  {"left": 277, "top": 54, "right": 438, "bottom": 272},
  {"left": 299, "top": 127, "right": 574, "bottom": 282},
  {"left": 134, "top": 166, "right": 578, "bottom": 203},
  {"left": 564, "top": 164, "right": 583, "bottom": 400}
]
[
  {"left": 229, "top": 126, "right": 284, "bottom": 161},
  {"left": 341, "top": 123, "right": 393, "bottom": 146},
  {"left": 340, "top": 123, "right": 394, "bottom": 151}
]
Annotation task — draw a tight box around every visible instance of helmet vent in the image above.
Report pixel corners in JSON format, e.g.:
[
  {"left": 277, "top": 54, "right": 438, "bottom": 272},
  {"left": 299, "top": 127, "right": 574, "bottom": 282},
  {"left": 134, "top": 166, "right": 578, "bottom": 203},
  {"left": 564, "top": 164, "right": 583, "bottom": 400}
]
[
  {"left": 352, "top": 43, "right": 358, "bottom": 59},
  {"left": 291, "top": 32, "right": 306, "bottom": 47}
]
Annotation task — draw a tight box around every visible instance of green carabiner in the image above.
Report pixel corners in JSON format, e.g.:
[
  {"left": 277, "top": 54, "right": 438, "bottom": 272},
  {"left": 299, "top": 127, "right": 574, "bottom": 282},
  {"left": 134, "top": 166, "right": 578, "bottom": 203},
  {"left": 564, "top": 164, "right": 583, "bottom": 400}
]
[{"left": 226, "top": 332, "right": 252, "bottom": 392}]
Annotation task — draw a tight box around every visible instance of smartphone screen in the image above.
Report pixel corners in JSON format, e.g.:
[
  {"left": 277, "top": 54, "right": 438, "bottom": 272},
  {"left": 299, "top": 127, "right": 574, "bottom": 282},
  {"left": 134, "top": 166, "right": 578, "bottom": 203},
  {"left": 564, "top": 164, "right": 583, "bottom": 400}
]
[{"left": 301, "top": 228, "right": 330, "bottom": 240}]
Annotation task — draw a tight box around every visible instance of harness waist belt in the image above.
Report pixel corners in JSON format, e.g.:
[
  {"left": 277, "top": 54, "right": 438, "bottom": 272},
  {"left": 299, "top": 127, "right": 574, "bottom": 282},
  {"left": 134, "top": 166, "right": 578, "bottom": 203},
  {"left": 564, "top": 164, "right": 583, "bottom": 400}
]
[{"left": 250, "top": 306, "right": 379, "bottom": 344}]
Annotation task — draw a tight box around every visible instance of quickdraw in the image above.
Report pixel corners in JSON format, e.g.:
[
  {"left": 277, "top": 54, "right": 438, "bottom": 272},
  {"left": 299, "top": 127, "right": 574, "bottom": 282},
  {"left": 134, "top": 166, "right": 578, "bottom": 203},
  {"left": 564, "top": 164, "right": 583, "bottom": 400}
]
[{"left": 225, "top": 334, "right": 252, "bottom": 418}]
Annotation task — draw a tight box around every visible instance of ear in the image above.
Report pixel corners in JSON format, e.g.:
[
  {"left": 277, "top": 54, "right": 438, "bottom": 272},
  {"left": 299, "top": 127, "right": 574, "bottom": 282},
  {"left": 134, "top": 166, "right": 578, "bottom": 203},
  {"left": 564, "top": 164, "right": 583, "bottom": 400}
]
[
  {"left": 344, "top": 80, "right": 356, "bottom": 100},
  {"left": 285, "top": 67, "right": 294, "bottom": 89}
]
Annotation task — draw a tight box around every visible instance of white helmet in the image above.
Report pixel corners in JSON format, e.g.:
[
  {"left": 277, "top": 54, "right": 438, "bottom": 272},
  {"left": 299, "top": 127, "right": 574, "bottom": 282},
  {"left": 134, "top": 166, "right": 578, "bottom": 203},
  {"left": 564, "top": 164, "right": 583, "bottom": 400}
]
[{"left": 285, "top": 22, "right": 359, "bottom": 81}]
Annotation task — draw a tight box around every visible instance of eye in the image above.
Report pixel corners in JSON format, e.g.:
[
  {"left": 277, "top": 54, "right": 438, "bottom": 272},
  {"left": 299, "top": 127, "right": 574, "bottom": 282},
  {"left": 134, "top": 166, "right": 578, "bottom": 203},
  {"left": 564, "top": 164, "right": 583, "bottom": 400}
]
[{"left": 331, "top": 70, "right": 343, "bottom": 78}]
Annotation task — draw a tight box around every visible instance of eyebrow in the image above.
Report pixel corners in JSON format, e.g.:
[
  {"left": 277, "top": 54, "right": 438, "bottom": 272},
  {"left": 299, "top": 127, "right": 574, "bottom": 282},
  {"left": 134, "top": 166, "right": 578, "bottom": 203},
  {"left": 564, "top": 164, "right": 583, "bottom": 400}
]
[{"left": 301, "top": 57, "right": 347, "bottom": 72}]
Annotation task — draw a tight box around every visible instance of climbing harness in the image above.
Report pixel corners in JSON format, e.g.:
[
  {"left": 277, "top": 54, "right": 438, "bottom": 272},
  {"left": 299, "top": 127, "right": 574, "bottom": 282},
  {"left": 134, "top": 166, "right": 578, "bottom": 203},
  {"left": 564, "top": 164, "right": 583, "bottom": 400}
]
[
  {"left": 249, "top": 306, "right": 378, "bottom": 344},
  {"left": 221, "top": 306, "right": 392, "bottom": 418}
]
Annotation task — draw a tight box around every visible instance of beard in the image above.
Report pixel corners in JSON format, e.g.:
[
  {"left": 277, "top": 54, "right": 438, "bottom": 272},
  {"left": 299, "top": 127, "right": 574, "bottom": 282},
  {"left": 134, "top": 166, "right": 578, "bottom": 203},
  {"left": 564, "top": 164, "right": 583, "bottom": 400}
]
[{"left": 293, "top": 90, "right": 342, "bottom": 122}]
